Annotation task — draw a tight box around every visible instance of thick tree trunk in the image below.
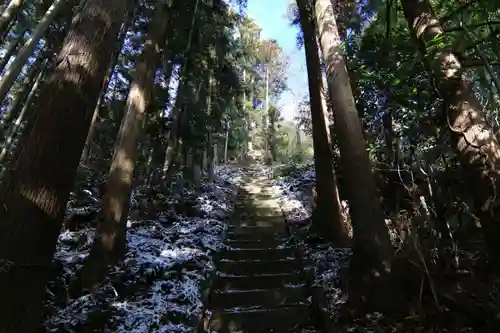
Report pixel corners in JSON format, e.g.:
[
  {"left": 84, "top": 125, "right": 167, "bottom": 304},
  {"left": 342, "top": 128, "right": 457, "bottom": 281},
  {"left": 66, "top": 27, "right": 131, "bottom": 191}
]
[
  {"left": 0, "top": 0, "right": 129, "bottom": 331},
  {"left": 0, "top": 0, "right": 66, "bottom": 103},
  {"left": 80, "top": 11, "right": 133, "bottom": 165},
  {"left": 296, "top": 0, "right": 349, "bottom": 244},
  {"left": 79, "top": 2, "right": 169, "bottom": 289},
  {"left": 402, "top": 0, "right": 500, "bottom": 264},
  {"left": 314, "top": 0, "right": 395, "bottom": 312}
]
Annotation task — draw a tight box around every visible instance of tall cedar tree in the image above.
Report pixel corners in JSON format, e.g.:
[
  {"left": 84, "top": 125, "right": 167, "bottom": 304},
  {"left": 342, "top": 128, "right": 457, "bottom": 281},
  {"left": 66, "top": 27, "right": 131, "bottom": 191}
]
[
  {"left": 0, "top": 0, "right": 130, "bottom": 331},
  {"left": 296, "top": 0, "right": 349, "bottom": 244},
  {"left": 78, "top": 1, "right": 170, "bottom": 289},
  {"left": 313, "top": 0, "right": 395, "bottom": 312}
]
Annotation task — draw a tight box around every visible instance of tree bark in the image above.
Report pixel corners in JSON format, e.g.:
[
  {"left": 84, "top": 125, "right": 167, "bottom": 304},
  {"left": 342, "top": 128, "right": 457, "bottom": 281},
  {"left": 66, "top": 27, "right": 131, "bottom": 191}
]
[
  {"left": 0, "top": 0, "right": 66, "bottom": 103},
  {"left": 0, "top": 0, "right": 129, "bottom": 331},
  {"left": 224, "top": 123, "right": 229, "bottom": 162},
  {"left": 80, "top": 10, "right": 133, "bottom": 165},
  {"left": 79, "top": 1, "right": 170, "bottom": 289},
  {"left": 0, "top": 59, "right": 46, "bottom": 163},
  {"left": 296, "top": 0, "right": 349, "bottom": 244},
  {"left": 313, "top": 0, "right": 394, "bottom": 312},
  {"left": 0, "top": 46, "right": 42, "bottom": 135},
  {"left": 402, "top": 0, "right": 500, "bottom": 264}
]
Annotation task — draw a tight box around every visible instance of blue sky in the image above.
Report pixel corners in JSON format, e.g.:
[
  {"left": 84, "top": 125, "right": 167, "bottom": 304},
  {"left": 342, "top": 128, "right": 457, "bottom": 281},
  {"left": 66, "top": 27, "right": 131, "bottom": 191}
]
[{"left": 246, "top": 0, "right": 308, "bottom": 121}]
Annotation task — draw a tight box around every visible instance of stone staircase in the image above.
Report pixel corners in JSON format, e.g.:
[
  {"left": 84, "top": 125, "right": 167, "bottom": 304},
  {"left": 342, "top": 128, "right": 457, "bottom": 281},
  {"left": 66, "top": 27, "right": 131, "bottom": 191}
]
[{"left": 202, "top": 177, "right": 315, "bottom": 333}]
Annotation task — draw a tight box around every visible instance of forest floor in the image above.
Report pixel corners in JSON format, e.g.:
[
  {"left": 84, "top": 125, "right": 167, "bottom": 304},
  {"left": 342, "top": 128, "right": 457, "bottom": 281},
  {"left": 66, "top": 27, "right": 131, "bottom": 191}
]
[
  {"left": 273, "top": 162, "right": 498, "bottom": 333},
  {"left": 39, "top": 162, "right": 499, "bottom": 332},
  {"left": 42, "top": 166, "right": 242, "bottom": 333}
]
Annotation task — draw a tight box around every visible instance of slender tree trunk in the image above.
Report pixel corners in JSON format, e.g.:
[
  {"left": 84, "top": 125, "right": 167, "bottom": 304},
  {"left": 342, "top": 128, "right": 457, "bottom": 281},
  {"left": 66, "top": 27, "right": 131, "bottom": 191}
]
[
  {"left": 314, "top": 0, "right": 394, "bottom": 312},
  {"left": 0, "top": 16, "right": 15, "bottom": 42},
  {"left": 80, "top": 11, "right": 133, "bottom": 164},
  {"left": 264, "top": 67, "right": 270, "bottom": 162},
  {"left": 147, "top": 60, "right": 174, "bottom": 174},
  {"left": 0, "top": 59, "right": 46, "bottom": 163},
  {"left": 224, "top": 123, "right": 229, "bottom": 163},
  {"left": 402, "top": 0, "right": 500, "bottom": 264},
  {"left": 162, "top": 0, "right": 200, "bottom": 177},
  {"left": 0, "top": 47, "right": 42, "bottom": 134},
  {"left": 0, "top": 0, "right": 66, "bottom": 103},
  {"left": 268, "top": 106, "right": 277, "bottom": 162},
  {"left": 296, "top": 0, "right": 348, "bottom": 244},
  {"left": 247, "top": 77, "right": 255, "bottom": 155},
  {"left": 0, "top": 0, "right": 23, "bottom": 39},
  {"left": 79, "top": 1, "right": 170, "bottom": 289},
  {"left": 242, "top": 69, "right": 250, "bottom": 158},
  {"left": 0, "top": 28, "right": 25, "bottom": 74},
  {"left": 207, "top": 131, "right": 215, "bottom": 180},
  {"left": 163, "top": 80, "right": 186, "bottom": 175},
  {"left": 0, "top": 0, "right": 129, "bottom": 331},
  {"left": 296, "top": 124, "right": 302, "bottom": 149},
  {"left": 162, "top": 107, "right": 179, "bottom": 173}
]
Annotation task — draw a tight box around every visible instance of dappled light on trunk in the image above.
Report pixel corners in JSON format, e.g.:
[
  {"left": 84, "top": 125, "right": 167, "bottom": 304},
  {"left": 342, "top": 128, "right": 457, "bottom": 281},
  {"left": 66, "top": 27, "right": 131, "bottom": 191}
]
[
  {"left": 402, "top": 0, "right": 500, "bottom": 266},
  {"left": 0, "top": 0, "right": 129, "bottom": 331},
  {"left": 78, "top": 1, "right": 170, "bottom": 290},
  {"left": 314, "top": 0, "right": 395, "bottom": 314}
]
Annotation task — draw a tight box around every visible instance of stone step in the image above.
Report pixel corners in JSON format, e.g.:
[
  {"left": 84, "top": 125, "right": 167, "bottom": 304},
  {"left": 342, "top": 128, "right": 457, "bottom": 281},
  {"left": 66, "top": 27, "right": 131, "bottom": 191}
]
[
  {"left": 228, "top": 220, "right": 284, "bottom": 230},
  {"left": 213, "top": 273, "right": 305, "bottom": 291},
  {"left": 207, "top": 305, "right": 311, "bottom": 332},
  {"left": 210, "top": 287, "right": 308, "bottom": 308},
  {"left": 228, "top": 223, "right": 285, "bottom": 232},
  {"left": 220, "top": 247, "right": 295, "bottom": 261},
  {"left": 218, "top": 259, "right": 300, "bottom": 276},
  {"left": 226, "top": 239, "right": 286, "bottom": 249},
  {"left": 226, "top": 230, "right": 284, "bottom": 241}
]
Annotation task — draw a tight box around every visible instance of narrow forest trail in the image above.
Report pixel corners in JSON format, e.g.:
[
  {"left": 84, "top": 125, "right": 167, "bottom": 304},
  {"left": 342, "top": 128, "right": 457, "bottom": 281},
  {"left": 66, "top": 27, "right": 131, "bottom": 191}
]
[{"left": 202, "top": 169, "right": 319, "bottom": 333}]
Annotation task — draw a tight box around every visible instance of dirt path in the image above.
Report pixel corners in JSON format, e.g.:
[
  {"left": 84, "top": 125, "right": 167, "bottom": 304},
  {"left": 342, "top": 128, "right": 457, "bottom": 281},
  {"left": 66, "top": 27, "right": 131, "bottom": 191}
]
[{"left": 202, "top": 170, "right": 319, "bottom": 333}]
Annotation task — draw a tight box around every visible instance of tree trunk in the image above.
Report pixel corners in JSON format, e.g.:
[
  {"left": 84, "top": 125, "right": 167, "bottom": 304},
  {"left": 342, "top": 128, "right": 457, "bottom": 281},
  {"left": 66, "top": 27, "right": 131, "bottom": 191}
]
[
  {"left": 0, "top": 0, "right": 129, "bottom": 331},
  {"left": 242, "top": 69, "right": 250, "bottom": 159},
  {"left": 79, "top": 1, "right": 169, "bottom": 290},
  {"left": 207, "top": 131, "right": 215, "bottom": 180},
  {"left": 0, "top": 47, "right": 43, "bottom": 135},
  {"left": 163, "top": 81, "right": 186, "bottom": 176},
  {"left": 402, "top": 0, "right": 500, "bottom": 264},
  {"left": 147, "top": 58, "right": 174, "bottom": 174},
  {"left": 224, "top": 124, "right": 229, "bottom": 163},
  {"left": 0, "top": 0, "right": 66, "bottom": 103},
  {"left": 80, "top": 10, "right": 133, "bottom": 165},
  {"left": 0, "top": 28, "right": 25, "bottom": 74},
  {"left": 268, "top": 105, "right": 277, "bottom": 163},
  {"left": 296, "top": 124, "right": 302, "bottom": 148},
  {"left": 192, "top": 150, "right": 202, "bottom": 188},
  {"left": 264, "top": 67, "right": 270, "bottom": 162},
  {"left": 314, "top": 0, "right": 394, "bottom": 312},
  {"left": 0, "top": 0, "right": 23, "bottom": 39},
  {"left": 0, "top": 59, "right": 46, "bottom": 163},
  {"left": 296, "top": 0, "right": 349, "bottom": 244}
]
